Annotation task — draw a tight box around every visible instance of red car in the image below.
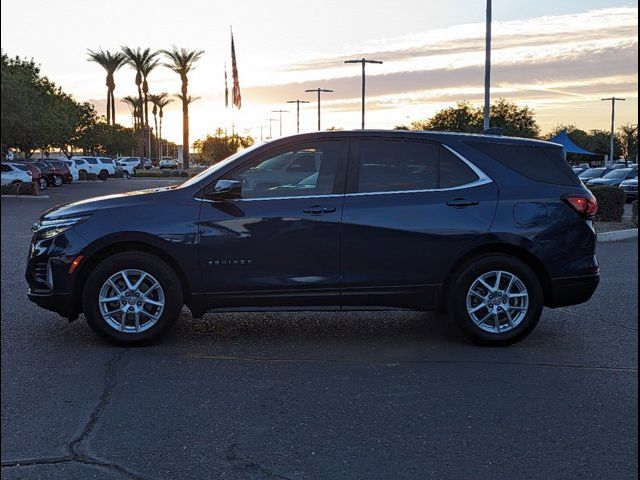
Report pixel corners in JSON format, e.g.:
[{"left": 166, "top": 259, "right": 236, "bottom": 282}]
[
  {"left": 11, "top": 162, "right": 47, "bottom": 190},
  {"left": 27, "top": 160, "right": 72, "bottom": 186}
]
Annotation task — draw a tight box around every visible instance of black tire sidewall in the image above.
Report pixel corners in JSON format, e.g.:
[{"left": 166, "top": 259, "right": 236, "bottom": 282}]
[
  {"left": 38, "top": 178, "right": 47, "bottom": 190},
  {"left": 449, "top": 254, "right": 543, "bottom": 346},
  {"left": 83, "top": 252, "right": 183, "bottom": 346},
  {"left": 54, "top": 175, "right": 63, "bottom": 187}
]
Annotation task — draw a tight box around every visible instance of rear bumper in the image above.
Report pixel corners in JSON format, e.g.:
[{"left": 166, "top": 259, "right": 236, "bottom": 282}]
[{"left": 546, "top": 274, "right": 599, "bottom": 308}]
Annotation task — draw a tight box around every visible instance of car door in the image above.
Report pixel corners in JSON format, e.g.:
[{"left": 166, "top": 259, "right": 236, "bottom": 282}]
[
  {"left": 340, "top": 138, "right": 498, "bottom": 309},
  {"left": 196, "top": 138, "right": 349, "bottom": 308},
  {"left": 1, "top": 164, "right": 14, "bottom": 185}
]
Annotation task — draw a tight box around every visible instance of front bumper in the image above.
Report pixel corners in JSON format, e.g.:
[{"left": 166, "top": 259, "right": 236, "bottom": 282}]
[
  {"left": 546, "top": 274, "right": 600, "bottom": 308},
  {"left": 28, "top": 291, "right": 76, "bottom": 319}
]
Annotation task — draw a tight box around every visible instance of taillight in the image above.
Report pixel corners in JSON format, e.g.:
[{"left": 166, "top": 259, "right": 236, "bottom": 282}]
[{"left": 563, "top": 194, "right": 598, "bottom": 218}]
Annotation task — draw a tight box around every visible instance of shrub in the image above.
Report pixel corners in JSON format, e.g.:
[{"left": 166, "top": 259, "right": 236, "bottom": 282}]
[
  {"left": 78, "top": 170, "right": 87, "bottom": 181},
  {"left": 86, "top": 172, "right": 98, "bottom": 181},
  {"left": 1, "top": 181, "right": 37, "bottom": 195},
  {"left": 588, "top": 186, "right": 626, "bottom": 222},
  {"left": 633, "top": 200, "right": 638, "bottom": 227}
]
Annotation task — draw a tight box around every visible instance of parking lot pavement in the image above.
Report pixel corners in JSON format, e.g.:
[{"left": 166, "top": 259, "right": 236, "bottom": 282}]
[{"left": 1, "top": 179, "right": 637, "bottom": 479}]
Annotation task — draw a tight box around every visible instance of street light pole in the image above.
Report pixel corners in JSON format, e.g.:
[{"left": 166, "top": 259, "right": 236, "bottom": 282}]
[
  {"left": 305, "top": 88, "right": 333, "bottom": 131},
  {"left": 268, "top": 117, "right": 277, "bottom": 139},
  {"left": 483, "top": 0, "right": 492, "bottom": 131},
  {"left": 602, "top": 97, "right": 626, "bottom": 165},
  {"left": 286, "top": 99, "right": 310, "bottom": 133},
  {"left": 344, "top": 58, "right": 383, "bottom": 129},
  {"left": 271, "top": 110, "right": 289, "bottom": 137}
]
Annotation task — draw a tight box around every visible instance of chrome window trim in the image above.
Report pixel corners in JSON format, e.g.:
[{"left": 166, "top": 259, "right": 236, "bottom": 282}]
[{"left": 195, "top": 144, "right": 492, "bottom": 203}]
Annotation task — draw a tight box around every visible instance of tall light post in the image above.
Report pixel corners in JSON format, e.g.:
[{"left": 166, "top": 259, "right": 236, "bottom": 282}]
[
  {"left": 483, "top": 0, "right": 492, "bottom": 131},
  {"left": 286, "top": 99, "right": 310, "bottom": 133},
  {"left": 344, "top": 58, "right": 383, "bottom": 129},
  {"left": 271, "top": 110, "right": 289, "bottom": 137},
  {"left": 601, "top": 97, "right": 626, "bottom": 165},
  {"left": 305, "top": 88, "right": 333, "bottom": 131},
  {"left": 268, "top": 117, "right": 277, "bottom": 139}
]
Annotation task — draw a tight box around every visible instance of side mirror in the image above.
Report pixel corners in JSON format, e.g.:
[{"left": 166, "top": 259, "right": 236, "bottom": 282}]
[{"left": 205, "top": 179, "right": 242, "bottom": 200}]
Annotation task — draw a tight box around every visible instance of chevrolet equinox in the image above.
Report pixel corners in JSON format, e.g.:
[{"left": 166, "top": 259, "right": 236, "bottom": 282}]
[{"left": 26, "top": 131, "right": 600, "bottom": 346}]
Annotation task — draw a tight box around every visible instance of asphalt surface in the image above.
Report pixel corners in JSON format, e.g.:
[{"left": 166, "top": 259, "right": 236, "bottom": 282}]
[{"left": 1, "top": 179, "right": 638, "bottom": 480}]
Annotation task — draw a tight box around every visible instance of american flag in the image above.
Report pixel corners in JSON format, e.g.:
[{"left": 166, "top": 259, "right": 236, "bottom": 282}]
[
  {"left": 224, "top": 64, "right": 229, "bottom": 108},
  {"left": 231, "top": 30, "right": 241, "bottom": 109}
]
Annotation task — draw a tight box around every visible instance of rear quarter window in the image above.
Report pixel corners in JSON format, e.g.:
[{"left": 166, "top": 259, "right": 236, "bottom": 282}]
[{"left": 466, "top": 141, "right": 580, "bottom": 186}]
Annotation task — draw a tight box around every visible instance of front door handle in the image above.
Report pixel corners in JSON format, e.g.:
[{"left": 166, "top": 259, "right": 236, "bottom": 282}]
[
  {"left": 447, "top": 198, "right": 479, "bottom": 208},
  {"left": 303, "top": 205, "right": 336, "bottom": 215}
]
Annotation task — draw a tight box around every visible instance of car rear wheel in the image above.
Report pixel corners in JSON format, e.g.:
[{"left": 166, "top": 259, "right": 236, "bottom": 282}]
[
  {"left": 123, "top": 171, "right": 130, "bottom": 179},
  {"left": 53, "top": 175, "right": 63, "bottom": 187},
  {"left": 83, "top": 252, "right": 183, "bottom": 346},
  {"left": 37, "top": 177, "right": 47, "bottom": 190},
  {"left": 99, "top": 170, "right": 109, "bottom": 181},
  {"left": 447, "top": 254, "right": 543, "bottom": 346}
]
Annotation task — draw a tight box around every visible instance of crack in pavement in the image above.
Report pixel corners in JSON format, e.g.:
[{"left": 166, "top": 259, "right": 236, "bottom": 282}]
[
  {"left": 227, "top": 443, "right": 295, "bottom": 480},
  {"left": 1, "top": 349, "right": 147, "bottom": 480}
]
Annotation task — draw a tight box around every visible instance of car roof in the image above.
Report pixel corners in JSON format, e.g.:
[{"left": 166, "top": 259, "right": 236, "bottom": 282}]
[{"left": 265, "top": 129, "right": 562, "bottom": 149}]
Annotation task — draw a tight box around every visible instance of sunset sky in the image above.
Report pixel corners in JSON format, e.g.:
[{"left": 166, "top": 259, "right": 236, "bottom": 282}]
[{"left": 1, "top": 0, "right": 638, "bottom": 146}]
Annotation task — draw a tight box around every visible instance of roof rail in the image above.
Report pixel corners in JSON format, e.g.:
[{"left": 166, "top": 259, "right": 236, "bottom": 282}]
[{"left": 482, "top": 128, "right": 503, "bottom": 136}]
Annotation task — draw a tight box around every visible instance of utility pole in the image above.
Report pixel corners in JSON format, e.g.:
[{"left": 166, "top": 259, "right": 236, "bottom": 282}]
[
  {"left": 601, "top": 97, "right": 626, "bottom": 165},
  {"left": 271, "top": 110, "right": 289, "bottom": 137},
  {"left": 483, "top": 0, "right": 492, "bottom": 131},
  {"left": 286, "top": 99, "right": 310, "bottom": 133},
  {"left": 305, "top": 88, "right": 333, "bottom": 131},
  {"left": 344, "top": 58, "right": 383, "bottom": 129},
  {"left": 268, "top": 117, "right": 277, "bottom": 139}
]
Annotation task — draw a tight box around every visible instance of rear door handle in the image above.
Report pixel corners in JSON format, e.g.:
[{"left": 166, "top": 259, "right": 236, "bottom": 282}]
[
  {"left": 447, "top": 198, "right": 479, "bottom": 208},
  {"left": 303, "top": 205, "right": 336, "bottom": 215}
]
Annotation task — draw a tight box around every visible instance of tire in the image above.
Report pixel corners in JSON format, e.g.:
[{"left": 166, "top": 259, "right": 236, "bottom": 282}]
[
  {"left": 38, "top": 177, "right": 47, "bottom": 190},
  {"left": 83, "top": 252, "right": 183, "bottom": 346},
  {"left": 53, "top": 175, "right": 63, "bottom": 187},
  {"left": 99, "top": 170, "right": 109, "bottom": 181},
  {"left": 11, "top": 180, "right": 22, "bottom": 184},
  {"left": 123, "top": 171, "right": 131, "bottom": 179},
  {"left": 447, "top": 254, "right": 543, "bottom": 346}
]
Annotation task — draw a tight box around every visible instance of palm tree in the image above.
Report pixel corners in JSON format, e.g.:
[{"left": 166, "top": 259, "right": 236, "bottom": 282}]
[
  {"left": 162, "top": 47, "right": 204, "bottom": 168},
  {"left": 121, "top": 96, "right": 142, "bottom": 128},
  {"left": 149, "top": 93, "right": 172, "bottom": 159},
  {"left": 87, "top": 49, "right": 126, "bottom": 125},
  {"left": 121, "top": 47, "right": 159, "bottom": 128},
  {"left": 141, "top": 59, "right": 160, "bottom": 128}
]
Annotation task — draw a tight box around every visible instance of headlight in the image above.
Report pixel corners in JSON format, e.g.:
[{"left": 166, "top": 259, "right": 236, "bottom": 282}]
[{"left": 32, "top": 215, "right": 90, "bottom": 240}]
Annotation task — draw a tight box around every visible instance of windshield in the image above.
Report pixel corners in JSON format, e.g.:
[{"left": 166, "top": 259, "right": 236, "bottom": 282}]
[
  {"left": 602, "top": 168, "right": 632, "bottom": 179},
  {"left": 579, "top": 168, "right": 605, "bottom": 179},
  {"left": 178, "top": 142, "right": 266, "bottom": 189}
]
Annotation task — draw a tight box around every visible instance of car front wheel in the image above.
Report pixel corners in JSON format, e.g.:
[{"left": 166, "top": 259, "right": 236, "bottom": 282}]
[
  {"left": 447, "top": 254, "right": 543, "bottom": 346},
  {"left": 83, "top": 252, "right": 183, "bottom": 346},
  {"left": 53, "top": 175, "right": 63, "bottom": 187},
  {"left": 38, "top": 177, "right": 47, "bottom": 190},
  {"left": 99, "top": 170, "right": 109, "bottom": 181}
]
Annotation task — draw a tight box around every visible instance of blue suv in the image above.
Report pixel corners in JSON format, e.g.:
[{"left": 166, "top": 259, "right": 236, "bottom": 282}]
[{"left": 26, "top": 131, "right": 599, "bottom": 346}]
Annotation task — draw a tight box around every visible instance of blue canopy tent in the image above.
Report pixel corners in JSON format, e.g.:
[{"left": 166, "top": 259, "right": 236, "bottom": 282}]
[{"left": 548, "top": 130, "right": 603, "bottom": 166}]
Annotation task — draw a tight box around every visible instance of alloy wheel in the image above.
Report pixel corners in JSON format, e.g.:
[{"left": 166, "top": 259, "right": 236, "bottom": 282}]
[
  {"left": 466, "top": 270, "right": 529, "bottom": 334},
  {"left": 98, "top": 269, "right": 165, "bottom": 334}
]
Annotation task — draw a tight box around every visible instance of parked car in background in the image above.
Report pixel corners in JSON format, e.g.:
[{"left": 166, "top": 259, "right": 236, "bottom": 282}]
[
  {"left": 70, "top": 156, "right": 115, "bottom": 180},
  {"left": 159, "top": 157, "right": 180, "bottom": 169},
  {"left": 620, "top": 177, "right": 638, "bottom": 201},
  {"left": 1, "top": 163, "right": 32, "bottom": 185},
  {"left": 587, "top": 166, "right": 638, "bottom": 187},
  {"left": 46, "top": 160, "right": 73, "bottom": 184},
  {"left": 115, "top": 157, "right": 141, "bottom": 177},
  {"left": 10, "top": 162, "right": 46, "bottom": 190},
  {"left": 572, "top": 166, "right": 589, "bottom": 176},
  {"left": 578, "top": 167, "right": 614, "bottom": 182},
  {"left": 61, "top": 159, "right": 79, "bottom": 181},
  {"left": 26, "top": 130, "right": 600, "bottom": 347},
  {"left": 142, "top": 158, "right": 152, "bottom": 169}
]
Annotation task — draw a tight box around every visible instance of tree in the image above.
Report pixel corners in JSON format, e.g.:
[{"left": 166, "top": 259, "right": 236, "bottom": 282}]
[
  {"left": 162, "top": 47, "right": 204, "bottom": 168},
  {"left": 74, "top": 120, "right": 136, "bottom": 156},
  {"left": 1, "top": 53, "right": 95, "bottom": 157},
  {"left": 86, "top": 49, "right": 126, "bottom": 125},
  {"left": 395, "top": 99, "right": 540, "bottom": 138},
  {"left": 121, "top": 47, "right": 159, "bottom": 129},
  {"left": 193, "top": 128, "right": 254, "bottom": 164},
  {"left": 149, "top": 93, "right": 172, "bottom": 159},
  {"left": 618, "top": 123, "right": 638, "bottom": 161},
  {"left": 121, "top": 96, "right": 141, "bottom": 129}
]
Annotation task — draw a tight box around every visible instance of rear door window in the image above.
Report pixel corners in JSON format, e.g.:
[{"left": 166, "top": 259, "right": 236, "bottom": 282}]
[
  {"left": 439, "top": 148, "right": 480, "bottom": 188},
  {"left": 466, "top": 141, "right": 580, "bottom": 186},
  {"left": 356, "top": 139, "right": 438, "bottom": 193}
]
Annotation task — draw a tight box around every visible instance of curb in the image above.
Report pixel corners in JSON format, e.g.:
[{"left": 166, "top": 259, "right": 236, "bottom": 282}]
[
  {"left": 1, "top": 194, "right": 51, "bottom": 199},
  {"left": 597, "top": 228, "right": 638, "bottom": 242}
]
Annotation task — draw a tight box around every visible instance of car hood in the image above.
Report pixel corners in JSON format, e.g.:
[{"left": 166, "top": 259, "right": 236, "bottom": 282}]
[
  {"left": 588, "top": 178, "right": 618, "bottom": 186},
  {"left": 42, "top": 186, "right": 179, "bottom": 219}
]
